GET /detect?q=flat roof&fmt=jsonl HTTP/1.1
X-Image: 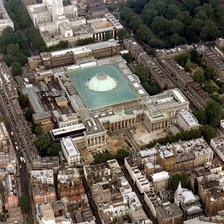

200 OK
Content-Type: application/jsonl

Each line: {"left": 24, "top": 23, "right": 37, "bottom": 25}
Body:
{"left": 178, "top": 109, "right": 199, "bottom": 127}
{"left": 157, "top": 203, "right": 183, "bottom": 220}
{"left": 61, "top": 137, "right": 80, "bottom": 156}
{"left": 48, "top": 40, "right": 118, "bottom": 57}
{"left": 68, "top": 63, "right": 139, "bottom": 110}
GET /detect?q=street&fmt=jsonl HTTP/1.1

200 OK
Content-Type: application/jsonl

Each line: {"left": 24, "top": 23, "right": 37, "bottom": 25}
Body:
{"left": 0, "top": 96, "right": 33, "bottom": 224}
{"left": 120, "top": 164, "right": 158, "bottom": 224}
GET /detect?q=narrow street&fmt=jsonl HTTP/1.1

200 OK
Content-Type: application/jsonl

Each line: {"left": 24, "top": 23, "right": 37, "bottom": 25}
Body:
{"left": 81, "top": 176, "right": 102, "bottom": 224}
{"left": 121, "top": 165, "right": 158, "bottom": 224}
{"left": 0, "top": 96, "right": 34, "bottom": 224}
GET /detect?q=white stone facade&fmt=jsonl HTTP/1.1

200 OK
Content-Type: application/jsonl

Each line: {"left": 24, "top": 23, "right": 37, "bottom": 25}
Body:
{"left": 0, "top": 0, "right": 14, "bottom": 33}
{"left": 177, "top": 109, "right": 200, "bottom": 131}
{"left": 210, "top": 137, "right": 224, "bottom": 162}
{"left": 61, "top": 137, "right": 80, "bottom": 166}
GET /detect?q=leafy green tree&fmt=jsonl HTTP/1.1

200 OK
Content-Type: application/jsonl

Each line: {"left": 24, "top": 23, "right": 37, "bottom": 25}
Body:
{"left": 218, "top": 84, "right": 224, "bottom": 94}
{"left": 205, "top": 101, "right": 222, "bottom": 127}
{"left": 136, "top": 24, "right": 153, "bottom": 43}
{"left": 190, "top": 49, "right": 202, "bottom": 65}
{"left": 7, "top": 43, "right": 21, "bottom": 56}
{"left": 34, "top": 125, "right": 43, "bottom": 135}
{"left": 117, "top": 29, "right": 128, "bottom": 41}
{"left": 210, "top": 94, "right": 224, "bottom": 107}
{"left": 26, "top": 27, "right": 46, "bottom": 51}
{"left": 170, "top": 33, "right": 186, "bottom": 46}
{"left": 129, "top": 14, "right": 143, "bottom": 30}
{"left": 25, "top": 107, "right": 33, "bottom": 121}
{"left": 196, "top": 110, "right": 207, "bottom": 124}
{"left": 185, "top": 58, "right": 191, "bottom": 72}
{"left": 47, "top": 142, "right": 61, "bottom": 156}
{"left": 146, "top": 128, "right": 203, "bottom": 148}
{"left": 176, "top": 53, "right": 191, "bottom": 68}
{"left": 11, "top": 62, "right": 22, "bottom": 76}
{"left": 104, "top": 32, "right": 113, "bottom": 41}
{"left": 116, "top": 148, "right": 129, "bottom": 160}
{"left": 19, "top": 196, "right": 30, "bottom": 211}
{"left": 0, "top": 213, "right": 6, "bottom": 221}
{"left": 94, "top": 152, "right": 114, "bottom": 164}
{"left": 135, "top": 64, "right": 149, "bottom": 82}
{"left": 201, "top": 125, "right": 217, "bottom": 141}
{"left": 148, "top": 38, "right": 164, "bottom": 48}
{"left": 193, "top": 69, "right": 205, "bottom": 83}
{"left": 200, "top": 20, "right": 220, "bottom": 41}
{"left": 204, "top": 82, "right": 217, "bottom": 94}
{"left": 47, "top": 41, "right": 69, "bottom": 51}
{"left": 122, "top": 53, "right": 134, "bottom": 64}
{"left": 18, "top": 95, "right": 27, "bottom": 108}
{"left": 35, "top": 134, "right": 51, "bottom": 153}
{"left": 143, "top": 81, "right": 160, "bottom": 95}
{"left": 120, "top": 0, "right": 224, "bottom": 48}
{"left": 204, "top": 67, "right": 215, "bottom": 80}
{"left": 76, "top": 38, "right": 95, "bottom": 46}
{"left": 169, "top": 173, "right": 190, "bottom": 191}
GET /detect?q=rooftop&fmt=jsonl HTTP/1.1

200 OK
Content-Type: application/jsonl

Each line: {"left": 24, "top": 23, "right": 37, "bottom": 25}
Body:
{"left": 157, "top": 203, "right": 183, "bottom": 220}
{"left": 61, "top": 137, "right": 80, "bottom": 156}
{"left": 178, "top": 109, "right": 199, "bottom": 128}
{"left": 151, "top": 171, "right": 169, "bottom": 182}
{"left": 68, "top": 63, "right": 139, "bottom": 110}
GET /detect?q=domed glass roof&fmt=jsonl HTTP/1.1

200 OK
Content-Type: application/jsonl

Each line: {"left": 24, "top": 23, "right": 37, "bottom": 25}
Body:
{"left": 86, "top": 74, "right": 117, "bottom": 92}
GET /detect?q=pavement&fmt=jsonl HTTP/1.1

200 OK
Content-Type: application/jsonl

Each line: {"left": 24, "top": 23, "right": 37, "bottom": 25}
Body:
{"left": 0, "top": 97, "right": 34, "bottom": 224}
{"left": 120, "top": 164, "right": 158, "bottom": 224}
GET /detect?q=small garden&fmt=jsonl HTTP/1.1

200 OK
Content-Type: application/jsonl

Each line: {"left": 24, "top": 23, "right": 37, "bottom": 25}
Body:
{"left": 176, "top": 49, "right": 224, "bottom": 107}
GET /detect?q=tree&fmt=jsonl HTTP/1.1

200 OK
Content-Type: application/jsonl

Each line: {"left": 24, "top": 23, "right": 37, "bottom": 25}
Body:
{"left": 193, "top": 69, "right": 205, "bottom": 83}
{"left": 218, "top": 84, "right": 224, "bottom": 94}
{"left": 136, "top": 24, "right": 153, "bottom": 43}
{"left": 122, "top": 53, "right": 134, "bottom": 64}
{"left": 205, "top": 101, "right": 222, "bottom": 127}
{"left": 104, "top": 32, "right": 113, "bottom": 41}
{"left": 129, "top": 14, "right": 143, "bottom": 30}
{"left": 204, "top": 82, "right": 217, "bottom": 94}
{"left": 117, "top": 29, "right": 128, "bottom": 41}
{"left": 25, "top": 107, "right": 33, "bottom": 121}
{"left": 47, "top": 41, "right": 69, "bottom": 51}
{"left": 47, "top": 142, "right": 61, "bottom": 156}
{"left": 135, "top": 64, "right": 149, "bottom": 82}
{"left": 7, "top": 43, "right": 21, "bottom": 56}
{"left": 204, "top": 67, "right": 215, "bottom": 79}
{"left": 18, "top": 95, "right": 27, "bottom": 108}
{"left": 76, "top": 38, "right": 95, "bottom": 46}
{"left": 35, "top": 133, "right": 51, "bottom": 153}
{"left": 176, "top": 53, "right": 191, "bottom": 68}
{"left": 196, "top": 110, "right": 207, "bottom": 124}
{"left": 169, "top": 173, "right": 190, "bottom": 191}
{"left": 185, "top": 58, "right": 191, "bottom": 72}
{"left": 94, "top": 152, "right": 114, "bottom": 164}
{"left": 11, "top": 61, "right": 22, "bottom": 76}
{"left": 121, "top": 0, "right": 224, "bottom": 49}
{"left": 201, "top": 125, "right": 217, "bottom": 141}
{"left": 143, "top": 81, "right": 160, "bottom": 95}
{"left": 26, "top": 27, "right": 46, "bottom": 51}
{"left": 34, "top": 125, "right": 43, "bottom": 135}
{"left": 190, "top": 49, "right": 202, "bottom": 65}
{"left": 0, "top": 213, "right": 6, "bottom": 222}
{"left": 116, "top": 148, "right": 129, "bottom": 160}
{"left": 170, "top": 33, "right": 186, "bottom": 46}
{"left": 19, "top": 196, "right": 30, "bottom": 210}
